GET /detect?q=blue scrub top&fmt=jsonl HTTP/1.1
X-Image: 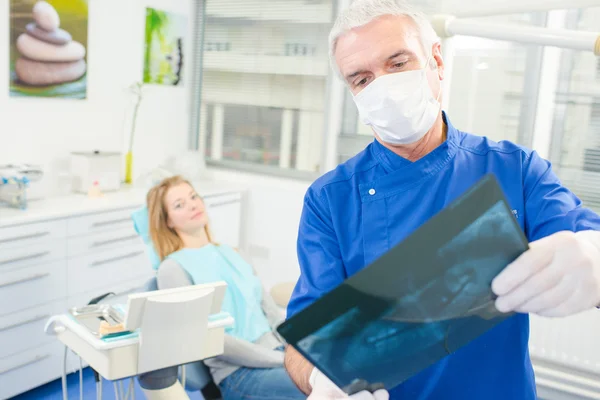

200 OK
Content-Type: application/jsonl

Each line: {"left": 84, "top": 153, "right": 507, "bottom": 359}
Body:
{"left": 288, "top": 112, "right": 600, "bottom": 400}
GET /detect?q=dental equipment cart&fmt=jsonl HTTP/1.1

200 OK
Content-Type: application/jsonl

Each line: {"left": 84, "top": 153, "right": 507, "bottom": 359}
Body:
{"left": 45, "top": 282, "right": 234, "bottom": 400}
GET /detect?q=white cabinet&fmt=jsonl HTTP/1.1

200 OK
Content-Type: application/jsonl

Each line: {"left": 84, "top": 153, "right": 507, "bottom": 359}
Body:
{"left": 67, "top": 207, "right": 139, "bottom": 236}
{"left": 67, "top": 226, "right": 140, "bottom": 258}
{"left": 0, "top": 300, "right": 67, "bottom": 359}
{"left": 0, "top": 220, "right": 67, "bottom": 251}
{"left": 0, "top": 240, "right": 66, "bottom": 271}
{"left": 0, "top": 183, "right": 246, "bottom": 398}
{"left": 67, "top": 248, "right": 148, "bottom": 296}
{"left": 0, "top": 262, "right": 67, "bottom": 316}
{"left": 0, "top": 342, "right": 65, "bottom": 400}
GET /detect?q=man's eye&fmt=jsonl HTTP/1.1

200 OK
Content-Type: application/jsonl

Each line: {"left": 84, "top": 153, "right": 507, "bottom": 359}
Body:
{"left": 357, "top": 78, "right": 368, "bottom": 87}
{"left": 394, "top": 62, "right": 406, "bottom": 68}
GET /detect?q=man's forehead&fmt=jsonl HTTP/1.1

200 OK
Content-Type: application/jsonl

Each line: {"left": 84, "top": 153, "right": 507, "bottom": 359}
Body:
{"left": 334, "top": 15, "right": 422, "bottom": 76}
{"left": 335, "top": 14, "right": 420, "bottom": 52}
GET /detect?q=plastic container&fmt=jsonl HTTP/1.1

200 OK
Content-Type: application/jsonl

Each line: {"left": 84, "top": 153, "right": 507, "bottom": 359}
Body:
{"left": 70, "top": 151, "right": 122, "bottom": 193}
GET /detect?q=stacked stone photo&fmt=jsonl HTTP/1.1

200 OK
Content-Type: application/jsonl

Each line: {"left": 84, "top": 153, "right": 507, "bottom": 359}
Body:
{"left": 14, "top": 1, "right": 87, "bottom": 86}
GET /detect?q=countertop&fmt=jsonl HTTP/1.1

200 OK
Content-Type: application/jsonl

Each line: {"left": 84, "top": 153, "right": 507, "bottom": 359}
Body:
{"left": 0, "top": 180, "right": 246, "bottom": 228}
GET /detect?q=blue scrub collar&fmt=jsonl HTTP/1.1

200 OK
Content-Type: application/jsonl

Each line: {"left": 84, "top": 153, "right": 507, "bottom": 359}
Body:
{"left": 372, "top": 111, "right": 459, "bottom": 172}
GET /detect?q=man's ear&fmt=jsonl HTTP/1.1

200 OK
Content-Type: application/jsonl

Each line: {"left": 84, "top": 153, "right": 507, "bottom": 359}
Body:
{"left": 432, "top": 42, "right": 445, "bottom": 81}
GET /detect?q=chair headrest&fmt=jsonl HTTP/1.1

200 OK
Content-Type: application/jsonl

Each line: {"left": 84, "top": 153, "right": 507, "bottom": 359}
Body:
{"left": 131, "top": 207, "right": 162, "bottom": 270}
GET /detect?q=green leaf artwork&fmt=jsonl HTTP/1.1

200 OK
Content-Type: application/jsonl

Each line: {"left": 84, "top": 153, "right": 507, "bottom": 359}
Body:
{"left": 143, "top": 7, "right": 186, "bottom": 86}
{"left": 9, "top": 0, "right": 89, "bottom": 99}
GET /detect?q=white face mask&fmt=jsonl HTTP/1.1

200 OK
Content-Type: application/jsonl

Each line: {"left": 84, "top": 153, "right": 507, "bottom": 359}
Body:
{"left": 352, "top": 57, "right": 442, "bottom": 145}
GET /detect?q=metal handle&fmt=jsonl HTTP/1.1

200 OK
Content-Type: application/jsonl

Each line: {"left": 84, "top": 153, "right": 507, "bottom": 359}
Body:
{"left": 0, "top": 314, "right": 50, "bottom": 332}
{"left": 0, "top": 272, "right": 50, "bottom": 289}
{"left": 0, "top": 354, "right": 50, "bottom": 375}
{"left": 92, "top": 218, "right": 131, "bottom": 228}
{"left": 90, "top": 251, "right": 144, "bottom": 267}
{"left": 206, "top": 199, "right": 240, "bottom": 208}
{"left": 114, "top": 286, "right": 140, "bottom": 297}
{"left": 91, "top": 235, "right": 139, "bottom": 248}
{"left": 0, "top": 232, "right": 49, "bottom": 245}
{"left": 0, "top": 251, "right": 50, "bottom": 266}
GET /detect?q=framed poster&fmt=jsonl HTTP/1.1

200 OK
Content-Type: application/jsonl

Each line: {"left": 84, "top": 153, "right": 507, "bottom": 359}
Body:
{"left": 10, "top": 0, "right": 88, "bottom": 99}
{"left": 143, "top": 7, "right": 187, "bottom": 86}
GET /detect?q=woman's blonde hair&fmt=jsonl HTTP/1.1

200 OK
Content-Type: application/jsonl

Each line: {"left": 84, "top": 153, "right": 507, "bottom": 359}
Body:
{"left": 147, "top": 175, "right": 214, "bottom": 260}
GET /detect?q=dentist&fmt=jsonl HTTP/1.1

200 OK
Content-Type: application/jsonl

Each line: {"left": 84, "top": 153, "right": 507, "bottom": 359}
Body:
{"left": 283, "top": 1, "right": 600, "bottom": 399}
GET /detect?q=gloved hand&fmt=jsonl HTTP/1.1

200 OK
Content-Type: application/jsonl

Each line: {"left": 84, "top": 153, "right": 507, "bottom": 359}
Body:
{"left": 307, "top": 368, "right": 389, "bottom": 400}
{"left": 492, "top": 230, "right": 600, "bottom": 317}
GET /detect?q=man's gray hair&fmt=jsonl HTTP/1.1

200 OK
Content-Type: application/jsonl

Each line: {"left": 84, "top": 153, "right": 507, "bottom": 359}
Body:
{"left": 329, "top": 0, "right": 440, "bottom": 79}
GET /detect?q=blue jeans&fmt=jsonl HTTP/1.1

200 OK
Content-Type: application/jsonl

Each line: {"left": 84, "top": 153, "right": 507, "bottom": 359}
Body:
{"left": 219, "top": 367, "right": 305, "bottom": 400}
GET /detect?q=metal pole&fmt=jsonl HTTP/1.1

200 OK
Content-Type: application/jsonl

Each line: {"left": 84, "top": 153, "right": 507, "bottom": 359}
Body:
{"left": 516, "top": 11, "right": 547, "bottom": 148}
{"left": 113, "top": 382, "right": 121, "bottom": 400}
{"left": 451, "top": 0, "right": 600, "bottom": 19}
{"left": 530, "top": 11, "right": 567, "bottom": 159}
{"left": 62, "top": 346, "right": 68, "bottom": 400}
{"left": 549, "top": 10, "right": 581, "bottom": 167}
{"left": 320, "top": 0, "right": 351, "bottom": 174}
{"left": 321, "top": 75, "right": 346, "bottom": 173}
{"left": 432, "top": 15, "right": 600, "bottom": 55}
{"left": 189, "top": 0, "right": 208, "bottom": 151}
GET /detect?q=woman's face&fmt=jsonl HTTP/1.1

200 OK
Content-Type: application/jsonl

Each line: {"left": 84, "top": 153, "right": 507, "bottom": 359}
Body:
{"left": 164, "top": 183, "right": 208, "bottom": 234}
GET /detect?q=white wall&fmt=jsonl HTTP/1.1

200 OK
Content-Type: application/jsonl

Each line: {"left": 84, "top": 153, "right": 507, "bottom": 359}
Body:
{"left": 204, "top": 167, "right": 309, "bottom": 291}
{"left": 0, "top": 0, "right": 195, "bottom": 196}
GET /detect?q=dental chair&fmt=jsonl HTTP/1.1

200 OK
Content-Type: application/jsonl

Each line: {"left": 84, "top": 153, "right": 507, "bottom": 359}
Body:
{"left": 131, "top": 206, "right": 297, "bottom": 400}
{"left": 131, "top": 208, "right": 223, "bottom": 400}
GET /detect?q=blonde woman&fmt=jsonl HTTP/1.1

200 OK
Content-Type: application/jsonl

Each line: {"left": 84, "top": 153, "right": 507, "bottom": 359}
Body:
{"left": 137, "top": 176, "right": 304, "bottom": 400}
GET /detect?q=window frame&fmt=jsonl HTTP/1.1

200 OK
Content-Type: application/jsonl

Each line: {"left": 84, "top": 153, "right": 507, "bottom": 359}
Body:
{"left": 189, "top": 0, "right": 598, "bottom": 199}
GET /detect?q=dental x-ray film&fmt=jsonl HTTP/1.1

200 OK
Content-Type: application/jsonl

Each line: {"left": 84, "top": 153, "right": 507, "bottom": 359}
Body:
{"left": 277, "top": 174, "right": 529, "bottom": 395}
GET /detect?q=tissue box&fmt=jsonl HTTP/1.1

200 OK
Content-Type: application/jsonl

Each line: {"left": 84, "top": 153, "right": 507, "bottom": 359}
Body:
{"left": 71, "top": 151, "right": 122, "bottom": 193}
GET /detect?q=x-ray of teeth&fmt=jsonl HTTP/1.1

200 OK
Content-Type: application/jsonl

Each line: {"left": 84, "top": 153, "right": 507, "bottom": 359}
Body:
{"left": 278, "top": 175, "right": 530, "bottom": 395}
{"left": 387, "top": 201, "right": 523, "bottom": 323}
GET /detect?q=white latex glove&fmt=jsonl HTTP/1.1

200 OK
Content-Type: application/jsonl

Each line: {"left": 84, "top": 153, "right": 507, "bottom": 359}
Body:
{"left": 492, "top": 230, "right": 600, "bottom": 317}
{"left": 307, "top": 368, "right": 389, "bottom": 400}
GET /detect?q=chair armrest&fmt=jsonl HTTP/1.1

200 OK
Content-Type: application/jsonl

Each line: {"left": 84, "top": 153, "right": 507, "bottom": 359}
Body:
{"left": 269, "top": 281, "right": 296, "bottom": 309}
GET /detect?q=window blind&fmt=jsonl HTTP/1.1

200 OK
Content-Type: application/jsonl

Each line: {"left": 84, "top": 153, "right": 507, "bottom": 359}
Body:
{"left": 191, "top": 0, "right": 336, "bottom": 174}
